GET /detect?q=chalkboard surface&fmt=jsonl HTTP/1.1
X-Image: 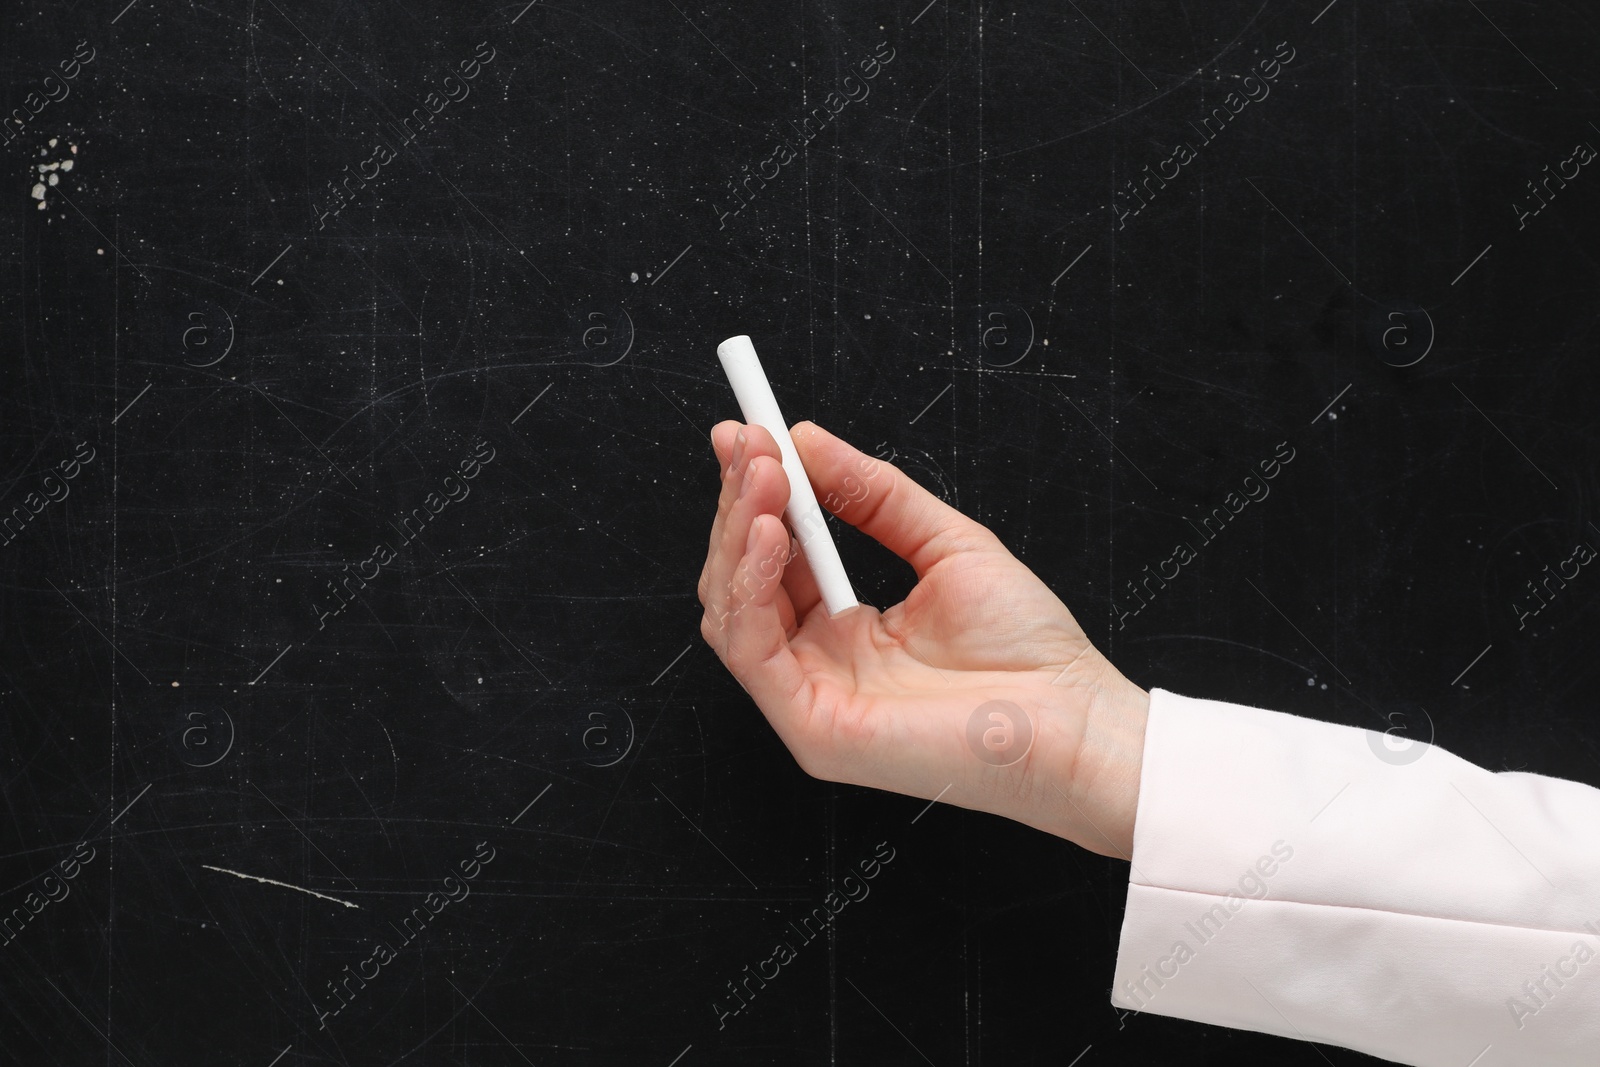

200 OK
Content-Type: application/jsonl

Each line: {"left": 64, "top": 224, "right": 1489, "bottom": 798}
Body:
{"left": 3, "top": 1, "right": 1597, "bottom": 1063}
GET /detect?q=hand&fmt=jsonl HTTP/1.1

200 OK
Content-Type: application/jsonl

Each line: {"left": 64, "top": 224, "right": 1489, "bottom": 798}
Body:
{"left": 697, "top": 420, "right": 1150, "bottom": 859}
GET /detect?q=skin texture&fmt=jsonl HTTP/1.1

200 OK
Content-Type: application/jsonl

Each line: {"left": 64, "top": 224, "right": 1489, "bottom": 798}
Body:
{"left": 697, "top": 419, "right": 1150, "bottom": 860}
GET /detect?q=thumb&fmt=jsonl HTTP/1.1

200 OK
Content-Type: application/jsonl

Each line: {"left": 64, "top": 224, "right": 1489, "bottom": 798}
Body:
{"left": 790, "top": 421, "right": 1003, "bottom": 578}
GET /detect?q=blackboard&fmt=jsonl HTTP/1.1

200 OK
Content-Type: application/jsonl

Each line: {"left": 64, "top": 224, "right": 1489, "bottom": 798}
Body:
{"left": 3, "top": 1, "right": 1597, "bottom": 1063}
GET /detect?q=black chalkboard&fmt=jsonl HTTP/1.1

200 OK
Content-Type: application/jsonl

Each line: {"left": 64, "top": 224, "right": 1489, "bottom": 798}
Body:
{"left": 3, "top": 1, "right": 1597, "bottom": 1064}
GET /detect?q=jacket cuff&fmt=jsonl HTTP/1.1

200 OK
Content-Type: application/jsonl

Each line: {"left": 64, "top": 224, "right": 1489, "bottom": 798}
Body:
{"left": 1110, "top": 688, "right": 1600, "bottom": 1067}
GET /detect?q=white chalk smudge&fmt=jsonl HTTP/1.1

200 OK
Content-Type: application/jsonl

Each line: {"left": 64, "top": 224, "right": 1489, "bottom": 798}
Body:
{"left": 28, "top": 141, "right": 78, "bottom": 210}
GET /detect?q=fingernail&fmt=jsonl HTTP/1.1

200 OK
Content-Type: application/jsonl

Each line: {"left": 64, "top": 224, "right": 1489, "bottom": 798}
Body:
{"left": 746, "top": 515, "right": 763, "bottom": 553}
{"left": 731, "top": 429, "right": 747, "bottom": 474}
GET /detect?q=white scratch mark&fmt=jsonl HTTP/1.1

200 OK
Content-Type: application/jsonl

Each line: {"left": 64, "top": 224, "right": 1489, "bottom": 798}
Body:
{"left": 1451, "top": 243, "right": 1492, "bottom": 286}
{"left": 108, "top": 783, "right": 153, "bottom": 827}
{"left": 1051, "top": 243, "right": 1092, "bottom": 286}
{"left": 511, "top": 782, "right": 552, "bottom": 824}
{"left": 250, "top": 243, "right": 293, "bottom": 286}
{"left": 651, "top": 642, "right": 692, "bottom": 684}
{"left": 651, "top": 244, "right": 692, "bottom": 285}
{"left": 248, "top": 643, "right": 293, "bottom": 685}
{"left": 909, "top": 382, "right": 952, "bottom": 425}
{"left": 1451, "top": 643, "right": 1492, "bottom": 687}
{"left": 1311, "top": 383, "right": 1351, "bottom": 425}
{"left": 511, "top": 382, "right": 554, "bottom": 426}
{"left": 911, "top": 783, "right": 952, "bottom": 824}
{"left": 201, "top": 865, "right": 361, "bottom": 909}
{"left": 111, "top": 382, "right": 152, "bottom": 425}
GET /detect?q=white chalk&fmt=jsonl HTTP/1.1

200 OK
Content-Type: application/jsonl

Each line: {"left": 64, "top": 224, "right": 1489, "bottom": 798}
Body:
{"left": 716, "top": 334, "right": 859, "bottom": 618}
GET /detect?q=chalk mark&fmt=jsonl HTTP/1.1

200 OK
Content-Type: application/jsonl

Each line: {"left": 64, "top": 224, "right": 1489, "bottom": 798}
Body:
{"left": 201, "top": 865, "right": 361, "bottom": 909}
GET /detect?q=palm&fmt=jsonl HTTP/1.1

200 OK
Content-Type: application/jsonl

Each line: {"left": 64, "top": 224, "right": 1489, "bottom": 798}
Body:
{"left": 734, "top": 452, "right": 1103, "bottom": 795}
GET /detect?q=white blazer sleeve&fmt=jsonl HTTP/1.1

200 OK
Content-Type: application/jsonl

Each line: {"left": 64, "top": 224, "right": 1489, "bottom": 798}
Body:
{"left": 1111, "top": 688, "right": 1600, "bottom": 1067}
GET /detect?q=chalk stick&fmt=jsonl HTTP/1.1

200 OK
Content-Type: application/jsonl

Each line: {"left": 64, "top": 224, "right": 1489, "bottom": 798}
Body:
{"left": 716, "top": 334, "right": 859, "bottom": 618}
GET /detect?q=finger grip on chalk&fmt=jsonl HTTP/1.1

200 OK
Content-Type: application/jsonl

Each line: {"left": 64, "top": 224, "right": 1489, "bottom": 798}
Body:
{"left": 716, "top": 334, "right": 860, "bottom": 618}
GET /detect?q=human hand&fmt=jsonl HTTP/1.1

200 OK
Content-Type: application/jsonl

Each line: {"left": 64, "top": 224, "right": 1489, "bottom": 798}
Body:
{"left": 697, "top": 419, "right": 1150, "bottom": 859}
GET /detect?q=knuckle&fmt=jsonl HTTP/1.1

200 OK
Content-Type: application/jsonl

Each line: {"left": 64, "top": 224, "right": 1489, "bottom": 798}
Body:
{"left": 700, "top": 610, "right": 728, "bottom": 652}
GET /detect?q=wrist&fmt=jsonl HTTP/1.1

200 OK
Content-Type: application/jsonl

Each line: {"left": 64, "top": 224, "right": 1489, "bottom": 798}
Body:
{"left": 1014, "top": 660, "right": 1150, "bottom": 860}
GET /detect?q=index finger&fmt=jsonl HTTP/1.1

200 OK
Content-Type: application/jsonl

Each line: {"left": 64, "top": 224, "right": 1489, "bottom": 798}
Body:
{"left": 791, "top": 420, "right": 1004, "bottom": 579}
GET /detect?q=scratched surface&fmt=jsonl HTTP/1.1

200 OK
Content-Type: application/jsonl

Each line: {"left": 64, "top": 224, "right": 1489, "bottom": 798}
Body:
{"left": 1, "top": 1, "right": 1598, "bottom": 1064}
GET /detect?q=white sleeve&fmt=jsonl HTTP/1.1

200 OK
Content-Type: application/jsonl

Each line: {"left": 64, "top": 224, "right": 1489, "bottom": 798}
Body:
{"left": 1111, "top": 688, "right": 1600, "bottom": 1067}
